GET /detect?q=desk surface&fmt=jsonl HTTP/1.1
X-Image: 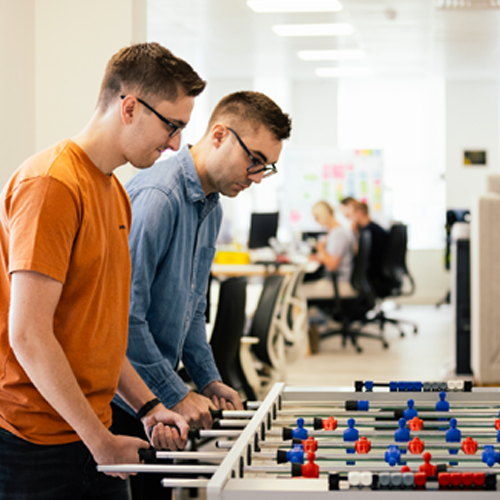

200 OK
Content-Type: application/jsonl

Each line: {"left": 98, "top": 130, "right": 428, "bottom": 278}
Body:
{"left": 211, "top": 261, "right": 316, "bottom": 277}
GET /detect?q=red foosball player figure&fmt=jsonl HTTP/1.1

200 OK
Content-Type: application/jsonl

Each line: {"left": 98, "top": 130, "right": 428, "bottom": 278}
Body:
{"left": 355, "top": 437, "right": 371, "bottom": 454}
{"left": 494, "top": 412, "right": 500, "bottom": 431}
{"left": 414, "top": 472, "right": 427, "bottom": 488}
{"left": 303, "top": 436, "right": 318, "bottom": 453}
{"left": 302, "top": 452, "right": 320, "bottom": 478}
{"left": 408, "top": 416, "right": 424, "bottom": 431}
{"left": 461, "top": 437, "right": 478, "bottom": 455}
{"left": 323, "top": 416, "right": 338, "bottom": 431}
{"left": 408, "top": 436, "right": 425, "bottom": 454}
{"left": 419, "top": 452, "right": 437, "bottom": 477}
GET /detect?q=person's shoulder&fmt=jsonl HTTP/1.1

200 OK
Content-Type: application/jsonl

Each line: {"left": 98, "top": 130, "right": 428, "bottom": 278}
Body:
{"left": 16, "top": 139, "right": 72, "bottom": 178}
{"left": 332, "top": 225, "right": 350, "bottom": 238}
{"left": 126, "top": 155, "right": 183, "bottom": 198}
{"left": 369, "top": 220, "right": 387, "bottom": 233}
{"left": 6, "top": 140, "right": 83, "bottom": 197}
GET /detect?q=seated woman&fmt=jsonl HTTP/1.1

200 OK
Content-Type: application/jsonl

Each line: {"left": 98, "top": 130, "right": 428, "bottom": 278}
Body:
{"left": 302, "top": 200, "right": 355, "bottom": 299}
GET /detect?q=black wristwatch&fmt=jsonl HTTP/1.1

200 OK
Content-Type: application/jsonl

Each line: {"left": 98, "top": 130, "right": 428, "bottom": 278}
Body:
{"left": 136, "top": 397, "right": 161, "bottom": 420}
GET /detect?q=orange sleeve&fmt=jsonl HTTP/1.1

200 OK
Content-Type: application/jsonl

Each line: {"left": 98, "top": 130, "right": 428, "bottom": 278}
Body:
{"left": 8, "top": 176, "right": 80, "bottom": 284}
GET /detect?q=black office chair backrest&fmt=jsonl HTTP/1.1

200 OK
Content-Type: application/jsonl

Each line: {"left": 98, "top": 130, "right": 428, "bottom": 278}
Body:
{"left": 330, "top": 228, "right": 376, "bottom": 318}
{"left": 209, "top": 277, "right": 252, "bottom": 396}
{"left": 351, "top": 229, "right": 374, "bottom": 298}
{"left": 381, "top": 224, "right": 415, "bottom": 295}
{"left": 248, "top": 273, "right": 285, "bottom": 367}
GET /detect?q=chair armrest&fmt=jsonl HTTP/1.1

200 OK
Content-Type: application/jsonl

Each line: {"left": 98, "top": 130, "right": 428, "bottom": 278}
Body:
{"left": 240, "top": 336, "right": 260, "bottom": 345}
{"left": 239, "top": 337, "right": 261, "bottom": 398}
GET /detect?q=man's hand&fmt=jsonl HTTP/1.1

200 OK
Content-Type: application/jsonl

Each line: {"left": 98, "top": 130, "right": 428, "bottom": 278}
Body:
{"left": 93, "top": 433, "right": 149, "bottom": 480}
{"left": 202, "top": 381, "right": 244, "bottom": 411}
{"left": 141, "top": 404, "right": 189, "bottom": 450}
{"left": 171, "top": 391, "right": 216, "bottom": 429}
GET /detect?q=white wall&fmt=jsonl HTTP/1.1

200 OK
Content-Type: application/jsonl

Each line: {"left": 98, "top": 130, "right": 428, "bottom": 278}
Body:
{"left": 0, "top": 0, "right": 35, "bottom": 190}
{"left": 290, "top": 81, "right": 338, "bottom": 147}
{"left": 395, "top": 249, "right": 449, "bottom": 305}
{"left": 0, "top": 0, "right": 147, "bottom": 191}
{"left": 34, "top": 0, "right": 147, "bottom": 152}
{"left": 446, "top": 81, "right": 500, "bottom": 212}
{"left": 33, "top": 0, "right": 147, "bottom": 186}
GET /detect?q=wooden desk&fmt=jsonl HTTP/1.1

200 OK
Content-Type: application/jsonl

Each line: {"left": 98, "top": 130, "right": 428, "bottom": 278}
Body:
{"left": 211, "top": 263, "right": 298, "bottom": 278}
{"left": 211, "top": 261, "right": 317, "bottom": 279}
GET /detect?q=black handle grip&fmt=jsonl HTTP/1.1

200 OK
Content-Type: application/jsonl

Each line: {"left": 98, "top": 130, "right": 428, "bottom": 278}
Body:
{"left": 139, "top": 448, "right": 157, "bottom": 462}
{"left": 188, "top": 428, "right": 201, "bottom": 441}
{"left": 210, "top": 408, "right": 223, "bottom": 420}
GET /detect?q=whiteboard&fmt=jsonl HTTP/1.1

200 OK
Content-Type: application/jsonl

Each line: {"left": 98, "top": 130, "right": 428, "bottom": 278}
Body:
{"left": 280, "top": 146, "right": 384, "bottom": 232}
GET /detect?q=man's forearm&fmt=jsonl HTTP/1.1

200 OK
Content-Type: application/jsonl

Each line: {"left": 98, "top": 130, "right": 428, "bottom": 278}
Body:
{"left": 11, "top": 325, "right": 112, "bottom": 455}
{"left": 116, "top": 357, "right": 159, "bottom": 414}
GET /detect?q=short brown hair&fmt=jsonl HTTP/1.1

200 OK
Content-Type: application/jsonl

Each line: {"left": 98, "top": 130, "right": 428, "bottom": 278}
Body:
{"left": 98, "top": 42, "right": 206, "bottom": 108}
{"left": 208, "top": 91, "right": 292, "bottom": 141}
{"left": 355, "top": 201, "right": 369, "bottom": 215}
{"left": 340, "top": 196, "right": 356, "bottom": 206}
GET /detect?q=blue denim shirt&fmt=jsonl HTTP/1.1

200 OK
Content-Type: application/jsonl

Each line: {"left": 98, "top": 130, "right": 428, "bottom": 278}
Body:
{"left": 113, "top": 145, "right": 222, "bottom": 413}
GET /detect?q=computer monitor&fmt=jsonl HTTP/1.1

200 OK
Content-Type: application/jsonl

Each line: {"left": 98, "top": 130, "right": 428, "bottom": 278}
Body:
{"left": 248, "top": 212, "right": 279, "bottom": 249}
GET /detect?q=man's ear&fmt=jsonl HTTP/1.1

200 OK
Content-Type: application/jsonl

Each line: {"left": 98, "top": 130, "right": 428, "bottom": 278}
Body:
{"left": 210, "top": 123, "right": 228, "bottom": 148}
{"left": 120, "top": 96, "right": 137, "bottom": 125}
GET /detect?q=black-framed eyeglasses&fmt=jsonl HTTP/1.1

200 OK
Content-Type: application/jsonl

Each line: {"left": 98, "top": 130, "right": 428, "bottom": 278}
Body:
{"left": 226, "top": 127, "right": 277, "bottom": 178}
{"left": 120, "top": 95, "right": 184, "bottom": 138}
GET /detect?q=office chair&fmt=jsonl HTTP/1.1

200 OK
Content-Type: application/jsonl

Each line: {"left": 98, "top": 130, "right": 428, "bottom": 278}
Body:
{"left": 209, "top": 276, "right": 256, "bottom": 401}
{"left": 308, "top": 229, "right": 389, "bottom": 353}
{"left": 240, "top": 273, "right": 287, "bottom": 399}
{"left": 369, "top": 223, "right": 418, "bottom": 336}
{"left": 276, "top": 263, "right": 309, "bottom": 363}
{"left": 178, "top": 276, "right": 256, "bottom": 401}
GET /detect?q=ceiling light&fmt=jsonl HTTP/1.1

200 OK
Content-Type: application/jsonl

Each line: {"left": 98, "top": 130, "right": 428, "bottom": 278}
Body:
{"left": 316, "top": 67, "right": 373, "bottom": 77}
{"left": 273, "top": 23, "right": 353, "bottom": 37}
{"left": 299, "top": 49, "right": 365, "bottom": 61}
{"left": 247, "top": 0, "right": 343, "bottom": 13}
{"left": 436, "top": 0, "right": 500, "bottom": 9}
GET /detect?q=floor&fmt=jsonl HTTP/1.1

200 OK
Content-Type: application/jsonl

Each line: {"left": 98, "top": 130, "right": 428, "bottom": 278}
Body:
{"left": 284, "top": 303, "right": 460, "bottom": 390}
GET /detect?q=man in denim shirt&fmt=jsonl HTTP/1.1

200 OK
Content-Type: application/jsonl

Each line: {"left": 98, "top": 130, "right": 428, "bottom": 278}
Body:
{"left": 112, "top": 91, "right": 291, "bottom": 499}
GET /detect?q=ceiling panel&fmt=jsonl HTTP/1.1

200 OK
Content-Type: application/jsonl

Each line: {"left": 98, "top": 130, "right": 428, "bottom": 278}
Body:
{"left": 148, "top": 0, "right": 500, "bottom": 81}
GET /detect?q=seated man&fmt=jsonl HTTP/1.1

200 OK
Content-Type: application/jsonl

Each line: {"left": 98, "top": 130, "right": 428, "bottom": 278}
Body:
{"left": 351, "top": 201, "right": 391, "bottom": 296}
{"left": 302, "top": 201, "right": 355, "bottom": 299}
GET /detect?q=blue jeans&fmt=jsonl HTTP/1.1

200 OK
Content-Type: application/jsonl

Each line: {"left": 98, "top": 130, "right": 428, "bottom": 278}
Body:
{"left": 0, "top": 428, "right": 128, "bottom": 500}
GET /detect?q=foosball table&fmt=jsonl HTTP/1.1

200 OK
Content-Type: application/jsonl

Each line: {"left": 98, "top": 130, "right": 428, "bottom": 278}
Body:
{"left": 99, "top": 381, "right": 500, "bottom": 498}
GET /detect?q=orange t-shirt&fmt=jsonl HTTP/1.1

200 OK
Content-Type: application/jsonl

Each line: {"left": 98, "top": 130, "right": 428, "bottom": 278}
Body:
{"left": 0, "top": 139, "right": 131, "bottom": 445}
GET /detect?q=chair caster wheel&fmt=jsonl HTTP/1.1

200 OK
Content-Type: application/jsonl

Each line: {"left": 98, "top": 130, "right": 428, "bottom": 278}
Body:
{"left": 383, "top": 342, "right": 389, "bottom": 349}
{"left": 400, "top": 331, "right": 405, "bottom": 338}
{"left": 413, "top": 327, "right": 418, "bottom": 334}
{"left": 356, "top": 347, "right": 363, "bottom": 353}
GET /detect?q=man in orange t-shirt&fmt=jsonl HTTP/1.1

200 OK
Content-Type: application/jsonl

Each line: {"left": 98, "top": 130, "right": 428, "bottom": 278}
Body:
{"left": 0, "top": 43, "right": 206, "bottom": 499}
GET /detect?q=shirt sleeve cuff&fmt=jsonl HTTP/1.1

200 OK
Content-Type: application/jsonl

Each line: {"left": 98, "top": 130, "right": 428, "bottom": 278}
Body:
{"left": 186, "top": 358, "right": 222, "bottom": 394}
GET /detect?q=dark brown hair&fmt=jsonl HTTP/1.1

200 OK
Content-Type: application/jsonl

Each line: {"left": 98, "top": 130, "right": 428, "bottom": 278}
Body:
{"left": 97, "top": 42, "right": 206, "bottom": 108}
{"left": 340, "top": 196, "right": 356, "bottom": 206}
{"left": 208, "top": 91, "right": 292, "bottom": 141}
{"left": 355, "top": 201, "right": 369, "bottom": 215}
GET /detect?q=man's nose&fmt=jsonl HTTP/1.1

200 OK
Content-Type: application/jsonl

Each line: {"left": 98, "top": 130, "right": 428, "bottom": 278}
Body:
{"left": 166, "top": 133, "right": 182, "bottom": 152}
{"left": 248, "top": 170, "right": 265, "bottom": 184}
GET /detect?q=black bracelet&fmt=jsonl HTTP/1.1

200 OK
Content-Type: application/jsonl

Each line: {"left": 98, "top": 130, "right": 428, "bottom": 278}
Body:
{"left": 136, "top": 397, "right": 161, "bottom": 420}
